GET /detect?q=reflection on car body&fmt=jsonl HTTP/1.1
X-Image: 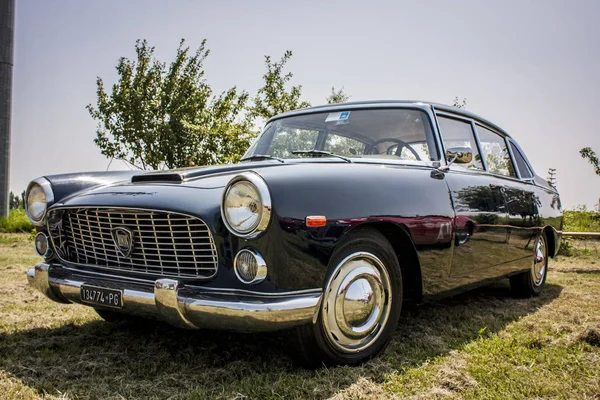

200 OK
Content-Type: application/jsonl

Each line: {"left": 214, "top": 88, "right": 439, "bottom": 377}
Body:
{"left": 25, "top": 100, "right": 562, "bottom": 366}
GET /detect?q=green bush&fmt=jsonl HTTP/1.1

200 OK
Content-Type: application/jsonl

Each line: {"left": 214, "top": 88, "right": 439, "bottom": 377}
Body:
{"left": 0, "top": 208, "right": 35, "bottom": 233}
{"left": 563, "top": 208, "right": 600, "bottom": 233}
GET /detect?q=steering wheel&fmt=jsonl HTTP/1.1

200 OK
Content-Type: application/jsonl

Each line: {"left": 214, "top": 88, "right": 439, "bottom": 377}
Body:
{"left": 368, "top": 138, "right": 421, "bottom": 161}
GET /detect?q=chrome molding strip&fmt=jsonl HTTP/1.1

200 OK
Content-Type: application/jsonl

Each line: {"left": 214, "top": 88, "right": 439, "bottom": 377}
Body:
{"left": 58, "top": 263, "right": 322, "bottom": 298}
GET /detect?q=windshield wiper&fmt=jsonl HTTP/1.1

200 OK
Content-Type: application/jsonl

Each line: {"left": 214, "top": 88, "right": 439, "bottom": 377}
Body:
{"left": 240, "top": 154, "right": 285, "bottom": 163}
{"left": 291, "top": 150, "right": 353, "bottom": 163}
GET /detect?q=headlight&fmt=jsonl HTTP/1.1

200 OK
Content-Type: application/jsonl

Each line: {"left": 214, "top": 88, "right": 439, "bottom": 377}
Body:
{"left": 25, "top": 178, "right": 54, "bottom": 225}
{"left": 221, "top": 172, "right": 271, "bottom": 238}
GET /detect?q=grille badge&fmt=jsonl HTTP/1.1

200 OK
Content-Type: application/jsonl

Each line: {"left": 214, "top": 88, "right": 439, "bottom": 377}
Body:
{"left": 111, "top": 227, "right": 134, "bottom": 257}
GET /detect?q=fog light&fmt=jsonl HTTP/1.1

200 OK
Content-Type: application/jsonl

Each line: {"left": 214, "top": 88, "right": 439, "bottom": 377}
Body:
{"left": 234, "top": 248, "right": 267, "bottom": 284}
{"left": 34, "top": 232, "right": 52, "bottom": 258}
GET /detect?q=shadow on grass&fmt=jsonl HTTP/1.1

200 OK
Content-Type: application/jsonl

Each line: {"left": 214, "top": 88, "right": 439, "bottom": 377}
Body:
{"left": 0, "top": 281, "right": 562, "bottom": 399}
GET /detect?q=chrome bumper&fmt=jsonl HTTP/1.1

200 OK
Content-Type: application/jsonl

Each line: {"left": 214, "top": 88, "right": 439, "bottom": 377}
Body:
{"left": 27, "top": 263, "right": 321, "bottom": 332}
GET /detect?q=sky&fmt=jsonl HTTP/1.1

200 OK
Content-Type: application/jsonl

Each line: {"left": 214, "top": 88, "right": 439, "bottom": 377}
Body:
{"left": 10, "top": 0, "right": 600, "bottom": 209}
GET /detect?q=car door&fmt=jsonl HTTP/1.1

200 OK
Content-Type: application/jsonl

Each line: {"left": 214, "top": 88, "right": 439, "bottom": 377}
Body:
{"left": 503, "top": 139, "right": 543, "bottom": 264}
{"left": 474, "top": 125, "right": 539, "bottom": 265}
{"left": 436, "top": 114, "right": 510, "bottom": 279}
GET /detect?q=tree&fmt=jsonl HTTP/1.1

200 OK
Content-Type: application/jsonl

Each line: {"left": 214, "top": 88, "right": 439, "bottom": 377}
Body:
{"left": 251, "top": 50, "right": 310, "bottom": 120}
{"left": 8, "top": 191, "right": 21, "bottom": 209}
{"left": 580, "top": 147, "right": 600, "bottom": 176}
{"left": 87, "top": 39, "right": 255, "bottom": 170}
{"left": 452, "top": 96, "right": 467, "bottom": 109}
{"left": 326, "top": 87, "right": 350, "bottom": 104}
{"left": 547, "top": 168, "right": 557, "bottom": 188}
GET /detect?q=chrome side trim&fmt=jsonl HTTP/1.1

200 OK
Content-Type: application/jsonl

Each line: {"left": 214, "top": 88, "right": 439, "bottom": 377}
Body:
{"left": 28, "top": 263, "right": 321, "bottom": 332}
{"left": 58, "top": 264, "right": 322, "bottom": 297}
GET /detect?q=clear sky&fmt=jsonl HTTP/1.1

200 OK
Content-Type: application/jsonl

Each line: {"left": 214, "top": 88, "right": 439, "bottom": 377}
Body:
{"left": 11, "top": 0, "right": 600, "bottom": 209}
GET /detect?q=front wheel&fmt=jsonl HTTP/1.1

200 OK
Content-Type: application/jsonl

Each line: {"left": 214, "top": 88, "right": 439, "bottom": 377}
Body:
{"left": 295, "top": 228, "right": 403, "bottom": 366}
{"left": 510, "top": 232, "right": 549, "bottom": 297}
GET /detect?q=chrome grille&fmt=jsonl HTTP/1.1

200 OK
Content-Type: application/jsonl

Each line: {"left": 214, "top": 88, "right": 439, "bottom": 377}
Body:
{"left": 47, "top": 207, "right": 218, "bottom": 279}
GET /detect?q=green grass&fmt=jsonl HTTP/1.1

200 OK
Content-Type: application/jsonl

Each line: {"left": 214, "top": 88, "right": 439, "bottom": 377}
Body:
{"left": 0, "top": 209, "right": 34, "bottom": 234}
{"left": 0, "top": 234, "right": 599, "bottom": 399}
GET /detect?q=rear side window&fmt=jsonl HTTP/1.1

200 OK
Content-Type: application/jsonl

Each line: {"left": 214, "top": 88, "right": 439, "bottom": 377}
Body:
{"left": 437, "top": 116, "right": 483, "bottom": 170}
{"left": 509, "top": 142, "right": 534, "bottom": 179}
{"left": 475, "top": 125, "right": 515, "bottom": 177}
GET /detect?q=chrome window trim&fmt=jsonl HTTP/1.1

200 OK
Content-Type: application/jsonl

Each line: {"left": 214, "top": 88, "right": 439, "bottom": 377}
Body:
{"left": 258, "top": 104, "right": 444, "bottom": 163}
{"left": 25, "top": 177, "right": 54, "bottom": 226}
{"left": 473, "top": 122, "right": 518, "bottom": 179}
{"left": 46, "top": 206, "right": 219, "bottom": 280}
{"left": 506, "top": 137, "right": 536, "bottom": 181}
{"left": 433, "top": 111, "right": 485, "bottom": 171}
{"left": 221, "top": 171, "right": 272, "bottom": 239}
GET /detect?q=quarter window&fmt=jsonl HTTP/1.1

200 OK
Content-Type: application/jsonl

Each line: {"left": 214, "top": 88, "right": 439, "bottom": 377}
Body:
{"left": 475, "top": 125, "right": 515, "bottom": 177}
{"left": 509, "top": 142, "right": 534, "bottom": 179}
{"left": 437, "top": 116, "right": 483, "bottom": 170}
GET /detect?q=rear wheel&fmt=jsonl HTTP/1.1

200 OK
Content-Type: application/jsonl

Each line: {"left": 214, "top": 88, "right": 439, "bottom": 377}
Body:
{"left": 510, "top": 232, "right": 548, "bottom": 297}
{"left": 295, "top": 228, "right": 402, "bottom": 366}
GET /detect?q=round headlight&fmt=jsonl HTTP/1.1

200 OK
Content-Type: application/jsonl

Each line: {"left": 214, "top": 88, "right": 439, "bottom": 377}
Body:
{"left": 234, "top": 248, "right": 267, "bottom": 284}
{"left": 34, "top": 232, "right": 53, "bottom": 258}
{"left": 25, "top": 178, "right": 54, "bottom": 225}
{"left": 221, "top": 172, "right": 271, "bottom": 238}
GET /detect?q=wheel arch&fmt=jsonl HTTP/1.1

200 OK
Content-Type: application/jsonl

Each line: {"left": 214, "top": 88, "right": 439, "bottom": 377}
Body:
{"left": 345, "top": 221, "right": 423, "bottom": 302}
{"left": 543, "top": 225, "right": 559, "bottom": 258}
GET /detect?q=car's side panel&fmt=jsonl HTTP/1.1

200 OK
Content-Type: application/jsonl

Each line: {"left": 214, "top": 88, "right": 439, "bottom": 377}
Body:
{"left": 256, "top": 163, "right": 457, "bottom": 295}
{"left": 443, "top": 171, "right": 511, "bottom": 276}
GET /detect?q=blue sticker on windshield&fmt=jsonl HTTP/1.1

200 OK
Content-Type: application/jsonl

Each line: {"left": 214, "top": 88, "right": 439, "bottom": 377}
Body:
{"left": 325, "top": 111, "right": 351, "bottom": 122}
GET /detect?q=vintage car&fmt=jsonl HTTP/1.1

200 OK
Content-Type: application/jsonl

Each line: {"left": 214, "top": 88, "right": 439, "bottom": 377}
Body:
{"left": 26, "top": 100, "right": 562, "bottom": 366}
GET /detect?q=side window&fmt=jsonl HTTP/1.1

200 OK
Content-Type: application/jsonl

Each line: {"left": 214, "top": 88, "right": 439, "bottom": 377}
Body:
{"left": 509, "top": 142, "right": 534, "bottom": 179}
{"left": 475, "top": 125, "right": 515, "bottom": 177}
{"left": 437, "top": 116, "right": 483, "bottom": 170}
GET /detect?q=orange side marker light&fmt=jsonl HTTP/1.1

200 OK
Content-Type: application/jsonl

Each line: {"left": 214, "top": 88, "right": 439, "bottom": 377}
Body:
{"left": 306, "top": 215, "right": 327, "bottom": 227}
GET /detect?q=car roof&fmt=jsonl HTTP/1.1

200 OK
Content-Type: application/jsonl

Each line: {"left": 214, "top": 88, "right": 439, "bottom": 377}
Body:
{"left": 267, "top": 100, "right": 512, "bottom": 139}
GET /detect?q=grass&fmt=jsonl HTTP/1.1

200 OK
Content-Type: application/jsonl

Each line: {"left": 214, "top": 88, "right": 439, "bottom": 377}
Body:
{"left": 0, "top": 209, "right": 34, "bottom": 234}
{"left": 0, "top": 234, "right": 599, "bottom": 399}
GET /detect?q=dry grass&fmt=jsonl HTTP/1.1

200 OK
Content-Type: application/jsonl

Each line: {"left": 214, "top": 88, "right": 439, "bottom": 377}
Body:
{"left": 1, "top": 234, "right": 599, "bottom": 399}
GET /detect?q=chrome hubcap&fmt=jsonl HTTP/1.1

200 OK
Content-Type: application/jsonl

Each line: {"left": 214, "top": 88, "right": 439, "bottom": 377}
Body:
{"left": 532, "top": 236, "right": 547, "bottom": 286}
{"left": 322, "top": 252, "right": 392, "bottom": 353}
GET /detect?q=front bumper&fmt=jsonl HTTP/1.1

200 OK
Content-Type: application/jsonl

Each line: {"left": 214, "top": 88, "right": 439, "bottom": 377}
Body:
{"left": 27, "top": 263, "right": 321, "bottom": 332}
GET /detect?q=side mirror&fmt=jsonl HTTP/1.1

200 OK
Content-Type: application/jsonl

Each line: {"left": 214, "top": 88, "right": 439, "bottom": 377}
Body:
{"left": 446, "top": 147, "right": 473, "bottom": 165}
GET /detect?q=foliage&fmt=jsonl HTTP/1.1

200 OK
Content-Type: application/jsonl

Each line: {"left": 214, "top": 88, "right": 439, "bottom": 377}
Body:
{"left": 251, "top": 50, "right": 311, "bottom": 120}
{"left": 87, "top": 39, "right": 255, "bottom": 170}
{"left": 580, "top": 147, "right": 600, "bottom": 176}
{"left": 563, "top": 208, "right": 600, "bottom": 232}
{"left": 559, "top": 209, "right": 600, "bottom": 257}
{"left": 326, "top": 86, "right": 350, "bottom": 104}
{"left": 547, "top": 167, "right": 557, "bottom": 189}
{"left": 452, "top": 96, "right": 467, "bottom": 109}
{"left": 8, "top": 191, "right": 24, "bottom": 209}
{"left": 0, "top": 208, "right": 34, "bottom": 233}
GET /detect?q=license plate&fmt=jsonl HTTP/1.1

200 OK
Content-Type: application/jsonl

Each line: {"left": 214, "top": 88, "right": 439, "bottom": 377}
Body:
{"left": 80, "top": 285, "right": 123, "bottom": 309}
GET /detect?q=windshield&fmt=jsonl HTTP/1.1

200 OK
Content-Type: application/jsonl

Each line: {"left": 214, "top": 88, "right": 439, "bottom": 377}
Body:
{"left": 243, "top": 108, "right": 439, "bottom": 162}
